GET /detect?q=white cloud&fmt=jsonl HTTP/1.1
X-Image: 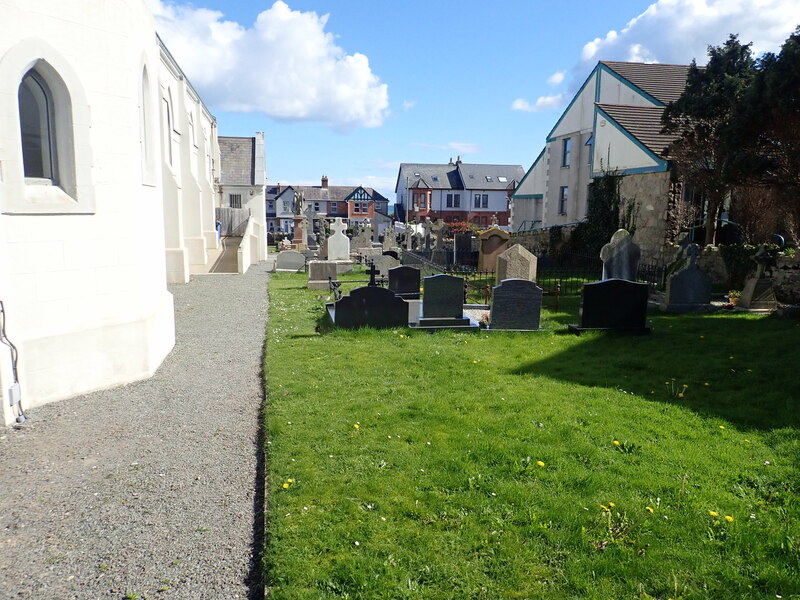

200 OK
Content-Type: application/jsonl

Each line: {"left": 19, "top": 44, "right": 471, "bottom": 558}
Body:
{"left": 547, "top": 70, "right": 566, "bottom": 86}
{"left": 402, "top": 100, "right": 416, "bottom": 111}
{"left": 145, "top": 0, "right": 389, "bottom": 131}
{"left": 578, "top": 0, "right": 800, "bottom": 67}
{"left": 512, "top": 94, "right": 567, "bottom": 113}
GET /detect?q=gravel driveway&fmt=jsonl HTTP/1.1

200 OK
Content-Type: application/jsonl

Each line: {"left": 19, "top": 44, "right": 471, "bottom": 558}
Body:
{"left": 0, "top": 264, "right": 270, "bottom": 599}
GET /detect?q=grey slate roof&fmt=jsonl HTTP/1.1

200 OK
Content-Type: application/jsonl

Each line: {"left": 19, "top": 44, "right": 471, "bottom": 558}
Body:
{"left": 396, "top": 163, "right": 524, "bottom": 192}
{"left": 600, "top": 61, "right": 691, "bottom": 106}
{"left": 597, "top": 104, "right": 681, "bottom": 158}
{"left": 286, "top": 185, "right": 387, "bottom": 203}
{"left": 219, "top": 137, "right": 255, "bottom": 185}
{"left": 457, "top": 163, "right": 526, "bottom": 190}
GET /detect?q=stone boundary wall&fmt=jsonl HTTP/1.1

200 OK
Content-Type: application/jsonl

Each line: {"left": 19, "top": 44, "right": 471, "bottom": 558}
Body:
{"left": 773, "top": 255, "right": 800, "bottom": 303}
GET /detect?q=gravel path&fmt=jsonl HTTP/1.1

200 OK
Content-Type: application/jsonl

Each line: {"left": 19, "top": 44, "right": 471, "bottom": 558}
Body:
{"left": 0, "top": 264, "right": 270, "bottom": 599}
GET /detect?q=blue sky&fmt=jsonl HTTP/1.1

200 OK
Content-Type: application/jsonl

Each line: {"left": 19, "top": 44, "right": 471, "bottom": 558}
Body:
{"left": 147, "top": 0, "right": 800, "bottom": 201}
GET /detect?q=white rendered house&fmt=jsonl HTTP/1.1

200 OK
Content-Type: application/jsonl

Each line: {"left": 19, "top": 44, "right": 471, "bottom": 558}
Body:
{"left": 0, "top": 0, "right": 219, "bottom": 425}
{"left": 511, "top": 62, "right": 689, "bottom": 233}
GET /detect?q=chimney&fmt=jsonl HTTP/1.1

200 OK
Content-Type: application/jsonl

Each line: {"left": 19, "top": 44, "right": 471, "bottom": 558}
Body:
{"left": 448, "top": 157, "right": 454, "bottom": 165}
{"left": 456, "top": 156, "right": 462, "bottom": 164}
{"left": 321, "top": 175, "right": 329, "bottom": 188}
{"left": 276, "top": 183, "right": 281, "bottom": 194}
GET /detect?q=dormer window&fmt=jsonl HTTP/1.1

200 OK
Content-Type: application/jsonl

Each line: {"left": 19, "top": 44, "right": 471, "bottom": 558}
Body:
{"left": 498, "top": 176, "right": 507, "bottom": 183}
{"left": 485, "top": 176, "right": 493, "bottom": 182}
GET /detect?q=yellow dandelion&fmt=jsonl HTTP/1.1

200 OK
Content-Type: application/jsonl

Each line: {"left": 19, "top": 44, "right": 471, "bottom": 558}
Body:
{"left": 682, "top": 384, "right": 688, "bottom": 388}
{"left": 472, "top": 360, "right": 479, "bottom": 364}
{"left": 650, "top": 390, "right": 655, "bottom": 394}
{"left": 353, "top": 423, "right": 360, "bottom": 429}
{"left": 725, "top": 515, "right": 734, "bottom": 522}
{"left": 729, "top": 356, "right": 734, "bottom": 359}
{"left": 664, "top": 381, "right": 670, "bottom": 385}
{"left": 709, "top": 510, "right": 719, "bottom": 517}
{"left": 315, "top": 357, "right": 321, "bottom": 360}
{"left": 287, "top": 478, "right": 294, "bottom": 483}
{"left": 536, "top": 460, "right": 545, "bottom": 467}
{"left": 613, "top": 440, "right": 620, "bottom": 446}
{"left": 645, "top": 506, "right": 654, "bottom": 513}
{"left": 608, "top": 502, "right": 615, "bottom": 508}
{"left": 399, "top": 334, "right": 405, "bottom": 338}
{"left": 600, "top": 504, "right": 609, "bottom": 511}
{"left": 744, "top": 439, "right": 751, "bottom": 443}
{"left": 671, "top": 377, "right": 676, "bottom": 381}
{"left": 678, "top": 392, "right": 685, "bottom": 398}
{"left": 700, "top": 335, "right": 705, "bottom": 339}
{"left": 704, "top": 382, "right": 710, "bottom": 386}
{"left": 282, "top": 483, "right": 289, "bottom": 489}
{"left": 719, "top": 425, "right": 725, "bottom": 429}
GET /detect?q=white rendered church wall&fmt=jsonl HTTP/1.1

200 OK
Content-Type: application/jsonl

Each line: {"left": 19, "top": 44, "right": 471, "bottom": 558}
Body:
{"left": 0, "top": 0, "right": 176, "bottom": 423}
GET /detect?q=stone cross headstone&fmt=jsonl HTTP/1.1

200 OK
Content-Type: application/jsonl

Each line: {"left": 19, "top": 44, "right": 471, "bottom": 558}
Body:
{"left": 495, "top": 244, "right": 537, "bottom": 282}
{"left": 327, "top": 217, "right": 350, "bottom": 261}
{"left": 431, "top": 219, "right": 445, "bottom": 250}
{"left": 422, "top": 217, "right": 433, "bottom": 251}
{"left": 660, "top": 244, "right": 712, "bottom": 313}
{"left": 404, "top": 228, "right": 414, "bottom": 251}
{"left": 382, "top": 225, "right": 396, "bottom": 251}
{"left": 316, "top": 214, "right": 328, "bottom": 243}
{"left": 600, "top": 229, "right": 640, "bottom": 281}
{"left": 365, "top": 262, "right": 380, "bottom": 286}
{"left": 489, "top": 279, "right": 543, "bottom": 330}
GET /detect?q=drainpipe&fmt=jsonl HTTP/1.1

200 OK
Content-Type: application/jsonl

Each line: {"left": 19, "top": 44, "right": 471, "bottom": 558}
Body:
{"left": 0, "top": 301, "right": 24, "bottom": 423}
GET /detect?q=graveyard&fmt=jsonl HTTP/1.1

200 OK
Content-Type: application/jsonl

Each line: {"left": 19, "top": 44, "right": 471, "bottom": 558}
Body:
{"left": 263, "top": 267, "right": 799, "bottom": 600}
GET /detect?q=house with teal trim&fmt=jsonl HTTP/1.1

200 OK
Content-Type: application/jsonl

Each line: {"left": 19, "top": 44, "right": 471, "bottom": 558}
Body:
{"left": 511, "top": 61, "right": 691, "bottom": 260}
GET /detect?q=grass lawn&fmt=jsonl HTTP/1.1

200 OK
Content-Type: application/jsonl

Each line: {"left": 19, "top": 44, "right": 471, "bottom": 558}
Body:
{"left": 263, "top": 269, "right": 799, "bottom": 600}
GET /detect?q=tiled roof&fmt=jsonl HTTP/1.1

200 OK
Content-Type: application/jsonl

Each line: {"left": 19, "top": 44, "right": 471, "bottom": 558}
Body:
{"left": 219, "top": 137, "right": 255, "bottom": 185}
{"left": 601, "top": 61, "right": 691, "bottom": 105}
{"left": 596, "top": 104, "right": 681, "bottom": 158}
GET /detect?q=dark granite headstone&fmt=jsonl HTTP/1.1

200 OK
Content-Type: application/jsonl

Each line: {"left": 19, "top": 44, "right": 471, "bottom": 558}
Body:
{"left": 417, "top": 274, "right": 475, "bottom": 329}
{"left": 388, "top": 266, "right": 420, "bottom": 299}
{"left": 489, "top": 279, "right": 543, "bottom": 330}
{"left": 326, "top": 286, "right": 408, "bottom": 329}
{"left": 571, "top": 278, "right": 650, "bottom": 333}
{"left": 454, "top": 233, "right": 472, "bottom": 254}
{"left": 661, "top": 244, "right": 712, "bottom": 312}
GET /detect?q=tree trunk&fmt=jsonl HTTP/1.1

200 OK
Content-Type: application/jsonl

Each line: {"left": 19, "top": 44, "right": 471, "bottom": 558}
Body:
{"left": 705, "top": 193, "right": 723, "bottom": 245}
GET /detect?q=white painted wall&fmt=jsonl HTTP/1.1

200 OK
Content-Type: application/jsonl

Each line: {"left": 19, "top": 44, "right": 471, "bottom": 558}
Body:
{"left": 592, "top": 118, "right": 660, "bottom": 173}
{"left": 0, "top": 0, "right": 178, "bottom": 424}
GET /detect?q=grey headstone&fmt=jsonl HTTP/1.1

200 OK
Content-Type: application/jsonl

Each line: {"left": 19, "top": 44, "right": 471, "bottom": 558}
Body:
{"left": 661, "top": 244, "right": 712, "bottom": 312}
{"left": 489, "top": 279, "right": 543, "bottom": 330}
{"left": 308, "top": 260, "right": 338, "bottom": 290}
{"left": 388, "top": 266, "right": 421, "bottom": 299}
{"left": 373, "top": 254, "right": 400, "bottom": 277}
{"left": 275, "top": 250, "right": 306, "bottom": 272}
{"left": 382, "top": 226, "right": 396, "bottom": 251}
{"left": 600, "top": 229, "right": 640, "bottom": 281}
{"left": 496, "top": 244, "right": 537, "bottom": 282}
{"left": 422, "top": 274, "right": 464, "bottom": 318}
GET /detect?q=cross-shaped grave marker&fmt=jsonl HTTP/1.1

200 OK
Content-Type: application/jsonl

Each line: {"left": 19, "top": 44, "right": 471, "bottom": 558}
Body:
{"left": 366, "top": 262, "right": 380, "bottom": 286}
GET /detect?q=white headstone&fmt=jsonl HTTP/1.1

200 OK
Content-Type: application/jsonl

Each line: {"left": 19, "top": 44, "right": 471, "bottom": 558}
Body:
{"left": 600, "top": 229, "right": 640, "bottom": 281}
{"left": 327, "top": 217, "right": 350, "bottom": 260}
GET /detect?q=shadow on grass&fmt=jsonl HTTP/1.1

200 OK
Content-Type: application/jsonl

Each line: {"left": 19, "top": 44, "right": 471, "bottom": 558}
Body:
{"left": 512, "top": 312, "right": 800, "bottom": 432}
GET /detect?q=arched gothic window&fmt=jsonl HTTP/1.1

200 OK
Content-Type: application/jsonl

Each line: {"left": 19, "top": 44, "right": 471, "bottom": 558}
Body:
{"left": 19, "top": 69, "right": 58, "bottom": 182}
